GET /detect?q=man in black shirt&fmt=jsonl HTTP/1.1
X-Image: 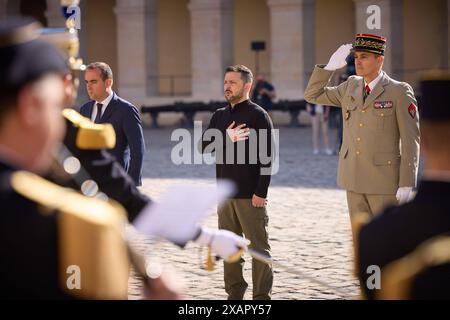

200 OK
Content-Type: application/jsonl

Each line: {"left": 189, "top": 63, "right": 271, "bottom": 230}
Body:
{"left": 201, "top": 65, "right": 274, "bottom": 300}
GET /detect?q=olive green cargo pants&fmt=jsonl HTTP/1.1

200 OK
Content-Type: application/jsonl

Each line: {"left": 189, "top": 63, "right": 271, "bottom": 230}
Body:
{"left": 218, "top": 199, "right": 273, "bottom": 300}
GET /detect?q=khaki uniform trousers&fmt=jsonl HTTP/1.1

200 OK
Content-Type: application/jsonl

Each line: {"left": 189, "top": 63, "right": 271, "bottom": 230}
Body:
{"left": 347, "top": 191, "right": 398, "bottom": 241}
{"left": 218, "top": 199, "right": 273, "bottom": 300}
{"left": 347, "top": 190, "right": 398, "bottom": 282}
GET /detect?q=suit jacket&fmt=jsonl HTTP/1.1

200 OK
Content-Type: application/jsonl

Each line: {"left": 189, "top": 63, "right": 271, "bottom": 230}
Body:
{"left": 304, "top": 66, "right": 420, "bottom": 194}
{"left": 358, "top": 180, "right": 450, "bottom": 299}
{"left": 80, "top": 92, "right": 145, "bottom": 186}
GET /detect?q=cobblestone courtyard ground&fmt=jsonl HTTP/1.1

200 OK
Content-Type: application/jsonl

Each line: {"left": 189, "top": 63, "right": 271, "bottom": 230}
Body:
{"left": 129, "top": 124, "right": 360, "bottom": 300}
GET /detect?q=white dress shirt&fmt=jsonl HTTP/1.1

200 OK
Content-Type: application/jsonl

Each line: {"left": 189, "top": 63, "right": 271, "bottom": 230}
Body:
{"left": 364, "top": 71, "right": 384, "bottom": 93}
{"left": 91, "top": 90, "right": 114, "bottom": 122}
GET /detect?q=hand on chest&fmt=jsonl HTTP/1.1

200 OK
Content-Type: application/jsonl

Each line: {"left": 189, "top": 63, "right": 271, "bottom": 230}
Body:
{"left": 221, "top": 115, "right": 255, "bottom": 131}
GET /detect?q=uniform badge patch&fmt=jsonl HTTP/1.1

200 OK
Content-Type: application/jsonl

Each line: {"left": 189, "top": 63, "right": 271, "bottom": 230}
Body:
{"left": 408, "top": 103, "right": 417, "bottom": 119}
{"left": 374, "top": 101, "right": 393, "bottom": 109}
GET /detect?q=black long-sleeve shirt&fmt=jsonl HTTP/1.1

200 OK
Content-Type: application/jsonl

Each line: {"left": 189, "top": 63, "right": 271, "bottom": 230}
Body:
{"left": 201, "top": 99, "right": 274, "bottom": 199}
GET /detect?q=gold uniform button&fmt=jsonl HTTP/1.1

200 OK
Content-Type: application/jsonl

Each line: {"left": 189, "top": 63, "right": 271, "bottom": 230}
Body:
{"left": 381, "top": 113, "right": 384, "bottom": 117}
{"left": 356, "top": 151, "right": 361, "bottom": 155}
{"left": 362, "top": 110, "right": 366, "bottom": 113}
{"left": 388, "top": 161, "right": 392, "bottom": 165}
{"left": 357, "top": 137, "right": 361, "bottom": 142}
{"left": 359, "top": 123, "right": 364, "bottom": 127}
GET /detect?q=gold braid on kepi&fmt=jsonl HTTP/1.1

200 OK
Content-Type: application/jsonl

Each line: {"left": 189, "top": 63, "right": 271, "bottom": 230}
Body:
{"left": 353, "top": 33, "right": 387, "bottom": 56}
{"left": 39, "top": 28, "right": 85, "bottom": 71}
{"left": 38, "top": 1, "right": 85, "bottom": 70}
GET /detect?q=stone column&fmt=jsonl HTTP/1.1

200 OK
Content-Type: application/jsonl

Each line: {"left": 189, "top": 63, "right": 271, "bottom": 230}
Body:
{"left": 146, "top": 0, "right": 159, "bottom": 96}
{"left": 221, "top": 0, "right": 234, "bottom": 72}
{"left": 302, "top": 0, "right": 315, "bottom": 84}
{"left": 0, "top": 0, "right": 8, "bottom": 19}
{"left": 354, "top": 0, "right": 403, "bottom": 79}
{"left": 188, "top": 0, "right": 234, "bottom": 100}
{"left": 114, "top": 0, "right": 148, "bottom": 104}
{"left": 45, "top": 0, "right": 67, "bottom": 27}
{"left": 267, "top": 0, "right": 307, "bottom": 99}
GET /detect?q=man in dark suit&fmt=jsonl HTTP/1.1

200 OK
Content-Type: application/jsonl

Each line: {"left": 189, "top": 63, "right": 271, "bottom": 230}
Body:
{"left": 80, "top": 62, "right": 145, "bottom": 186}
{"left": 357, "top": 73, "right": 450, "bottom": 299}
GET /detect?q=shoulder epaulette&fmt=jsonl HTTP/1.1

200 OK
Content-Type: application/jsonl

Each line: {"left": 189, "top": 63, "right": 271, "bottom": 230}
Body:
{"left": 63, "top": 108, "right": 116, "bottom": 150}
{"left": 11, "top": 170, "right": 129, "bottom": 299}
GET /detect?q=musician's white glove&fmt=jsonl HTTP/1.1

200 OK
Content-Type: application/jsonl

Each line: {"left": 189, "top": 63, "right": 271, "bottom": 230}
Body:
{"left": 324, "top": 44, "right": 353, "bottom": 71}
{"left": 396, "top": 187, "right": 414, "bottom": 204}
{"left": 194, "top": 227, "right": 249, "bottom": 261}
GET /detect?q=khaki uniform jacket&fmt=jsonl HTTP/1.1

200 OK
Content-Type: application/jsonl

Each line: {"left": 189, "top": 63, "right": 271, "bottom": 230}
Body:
{"left": 304, "top": 65, "right": 420, "bottom": 195}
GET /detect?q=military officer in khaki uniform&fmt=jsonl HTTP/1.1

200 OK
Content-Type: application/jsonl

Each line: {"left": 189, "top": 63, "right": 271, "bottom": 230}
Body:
{"left": 304, "top": 34, "right": 420, "bottom": 243}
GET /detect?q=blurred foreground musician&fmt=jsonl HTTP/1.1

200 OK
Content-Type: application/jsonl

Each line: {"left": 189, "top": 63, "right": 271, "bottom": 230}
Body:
{"left": 358, "top": 73, "right": 450, "bottom": 299}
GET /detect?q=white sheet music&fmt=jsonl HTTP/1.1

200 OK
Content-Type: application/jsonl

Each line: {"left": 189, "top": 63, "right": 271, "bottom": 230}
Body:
{"left": 133, "top": 180, "right": 235, "bottom": 245}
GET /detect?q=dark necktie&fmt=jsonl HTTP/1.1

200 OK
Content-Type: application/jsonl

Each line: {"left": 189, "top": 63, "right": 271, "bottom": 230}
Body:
{"left": 94, "top": 103, "right": 103, "bottom": 123}
{"left": 363, "top": 84, "right": 371, "bottom": 102}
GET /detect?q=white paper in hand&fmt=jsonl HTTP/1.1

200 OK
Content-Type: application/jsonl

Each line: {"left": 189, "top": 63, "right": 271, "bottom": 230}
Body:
{"left": 133, "top": 180, "right": 235, "bottom": 245}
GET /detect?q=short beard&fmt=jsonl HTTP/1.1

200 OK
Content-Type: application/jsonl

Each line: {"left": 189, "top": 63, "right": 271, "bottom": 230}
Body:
{"left": 225, "top": 87, "right": 245, "bottom": 104}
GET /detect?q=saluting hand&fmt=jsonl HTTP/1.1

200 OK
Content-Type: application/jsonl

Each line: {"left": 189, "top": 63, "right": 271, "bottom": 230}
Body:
{"left": 227, "top": 121, "right": 250, "bottom": 143}
{"left": 325, "top": 44, "right": 353, "bottom": 71}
